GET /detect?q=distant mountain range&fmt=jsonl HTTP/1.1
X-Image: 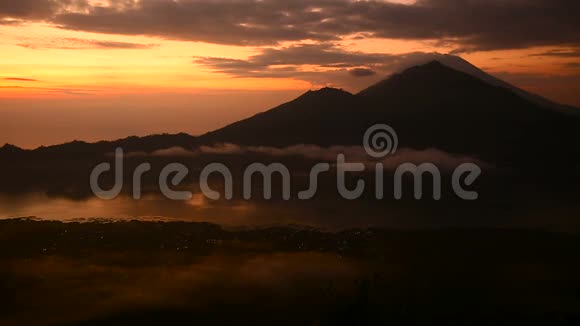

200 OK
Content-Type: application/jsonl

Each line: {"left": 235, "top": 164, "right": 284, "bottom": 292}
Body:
{"left": 2, "top": 56, "right": 579, "bottom": 168}
{"left": 198, "top": 59, "right": 579, "bottom": 166}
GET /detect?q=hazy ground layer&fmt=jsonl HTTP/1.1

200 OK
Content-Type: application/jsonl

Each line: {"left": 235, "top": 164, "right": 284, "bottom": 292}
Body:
{"left": 1, "top": 219, "right": 580, "bottom": 325}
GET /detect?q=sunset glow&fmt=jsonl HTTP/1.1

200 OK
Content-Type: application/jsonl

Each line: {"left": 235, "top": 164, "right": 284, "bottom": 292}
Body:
{"left": 1, "top": 0, "right": 578, "bottom": 148}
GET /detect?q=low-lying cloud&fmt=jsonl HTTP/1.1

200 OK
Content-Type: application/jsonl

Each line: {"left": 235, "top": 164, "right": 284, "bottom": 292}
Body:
{"left": 349, "top": 68, "right": 377, "bottom": 77}
{"left": 138, "top": 144, "right": 489, "bottom": 171}
{"left": 17, "top": 37, "right": 157, "bottom": 50}
{"left": 3, "top": 77, "right": 38, "bottom": 82}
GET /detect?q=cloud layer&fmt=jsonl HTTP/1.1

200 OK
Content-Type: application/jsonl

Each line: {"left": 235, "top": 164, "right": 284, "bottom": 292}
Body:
{"left": 16, "top": 37, "right": 157, "bottom": 50}
{"left": 0, "top": 0, "right": 578, "bottom": 51}
{"left": 138, "top": 143, "right": 489, "bottom": 171}
{"left": 194, "top": 47, "right": 469, "bottom": 88}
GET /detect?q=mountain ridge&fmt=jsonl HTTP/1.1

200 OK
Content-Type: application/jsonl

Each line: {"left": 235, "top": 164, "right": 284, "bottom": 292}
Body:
{"left": 195, "top": 60, "right": 579, "bottom": 164}
{"left": 2, "top": 58, "right": 578, "bottom": 166}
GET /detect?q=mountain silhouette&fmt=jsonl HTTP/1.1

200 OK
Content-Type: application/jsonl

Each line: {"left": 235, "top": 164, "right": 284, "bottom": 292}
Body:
{"left": 198, "top": 87, "right": 363, "bottom": 147}
{"left": 1, "top": 57, "right": 579, "bottom": 196}
{"left": 2, "top": 58, "right": 579, "bottom": 169}
{"left": 198, "top": 60, "right": 579, "bottom": 165}
{"left": 357, "top": 61, "right": 577, "bottom": 163}
{"left": 0, "top": 133, "right": 197, "bottom": 159}
{"left": 424, "top": 54, "right": 579, "bottom": 116}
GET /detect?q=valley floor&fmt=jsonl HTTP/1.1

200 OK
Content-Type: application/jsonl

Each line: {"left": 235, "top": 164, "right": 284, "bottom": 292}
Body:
{"left": 1, "top": 219, "right": 580, "bottom": 325}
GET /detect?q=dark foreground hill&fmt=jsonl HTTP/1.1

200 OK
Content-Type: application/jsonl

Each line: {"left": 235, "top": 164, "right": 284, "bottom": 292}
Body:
{"left": 1, "top": 219, "right": 580, "bottom": 326}
{"left": 0, "top": 133, "right": 197, "bottom": 159}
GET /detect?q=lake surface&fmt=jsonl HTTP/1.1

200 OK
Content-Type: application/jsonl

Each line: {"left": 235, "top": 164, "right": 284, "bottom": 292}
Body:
{"left": 0, "top": 192, "right": 414, "bottom": 230}
{"left": 1, "top": 192, "right": 579, "bottom": 232}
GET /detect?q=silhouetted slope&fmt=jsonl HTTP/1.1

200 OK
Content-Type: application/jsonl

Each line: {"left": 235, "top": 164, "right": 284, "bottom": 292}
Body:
{"left": 428, "top": 54, "right": 579, "bottom": 116}
{"left": 358, "top": 61, "right": 576, "bottom": 162}
{"left": 200, "top": 61, "right": 579, "bottom": 166}
{"left": 0, "top": 144, "right": 25, "bottom": 155}
{"left": 0, "top": 133, "right": 197, "bottom": 158}
{"left": 2, "top": 60, "right": 578, "bottom": 169}
{"left": 198, "top": 87, "right": 365, "bottom": 147}
{"left": 0, "top": 133, "right": 198, "bottom": 194}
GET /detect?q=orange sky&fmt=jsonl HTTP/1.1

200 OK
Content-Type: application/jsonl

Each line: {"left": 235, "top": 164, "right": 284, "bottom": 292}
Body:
{"left": 1, "top": 23, "right": 577, "bottom": 96}
{"left": 1, "top": 3, "right": 579, "bottom": 148}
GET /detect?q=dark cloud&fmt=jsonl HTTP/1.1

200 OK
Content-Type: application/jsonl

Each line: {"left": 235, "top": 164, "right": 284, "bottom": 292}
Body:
{"left": 0, "top": 18, "right": 22, "bottom": 25}
{"left": 0, "top": 85, "right": 97, "bottom": 95}
{"left": 356, "top": 0, "right": 580, "bottom": 52}
{"left": 255, "top": 44, "right": 392, "bottom": 68}
{"left": 195, "top": 43, "right": 396, "bottom": 78}
{"left": 4, "top": 77, "right": 38, "bottom": 82}
{"left": 529, "top": 49, "right": 580, "bottom": 58}
{"left": 0, "top": 0, "right": 56, "bottom": 19}
{"left": 0, "top": 0, "right": 88, "bottom": 20}
{"left": 194, "top": 45, "right": 461, "bottom": 89}
{"left": 88, "top": 40, "right": 158, "bottom": 49}
{"left": 194, "top": 43, "right": 401, "bottom": 82}
{"left": 195, "top": 44, "right": 460, "bottom": 78}
{"left": 349, "top": 68, "right": 377, "bottom": 77}
{"left": 17, "top": 38, "right": 157, "bottom": 50}
{"left": 1, "top": 0, "right": 577, "bottom": 52}
{"left": 46, "top": 0, "right": 580, "bottom": 51}
{"left": 52, "top": 0, "right": 337, "bottom": 46}
{"left": 563, "top": 62, "right": 580, "bottom": 69}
